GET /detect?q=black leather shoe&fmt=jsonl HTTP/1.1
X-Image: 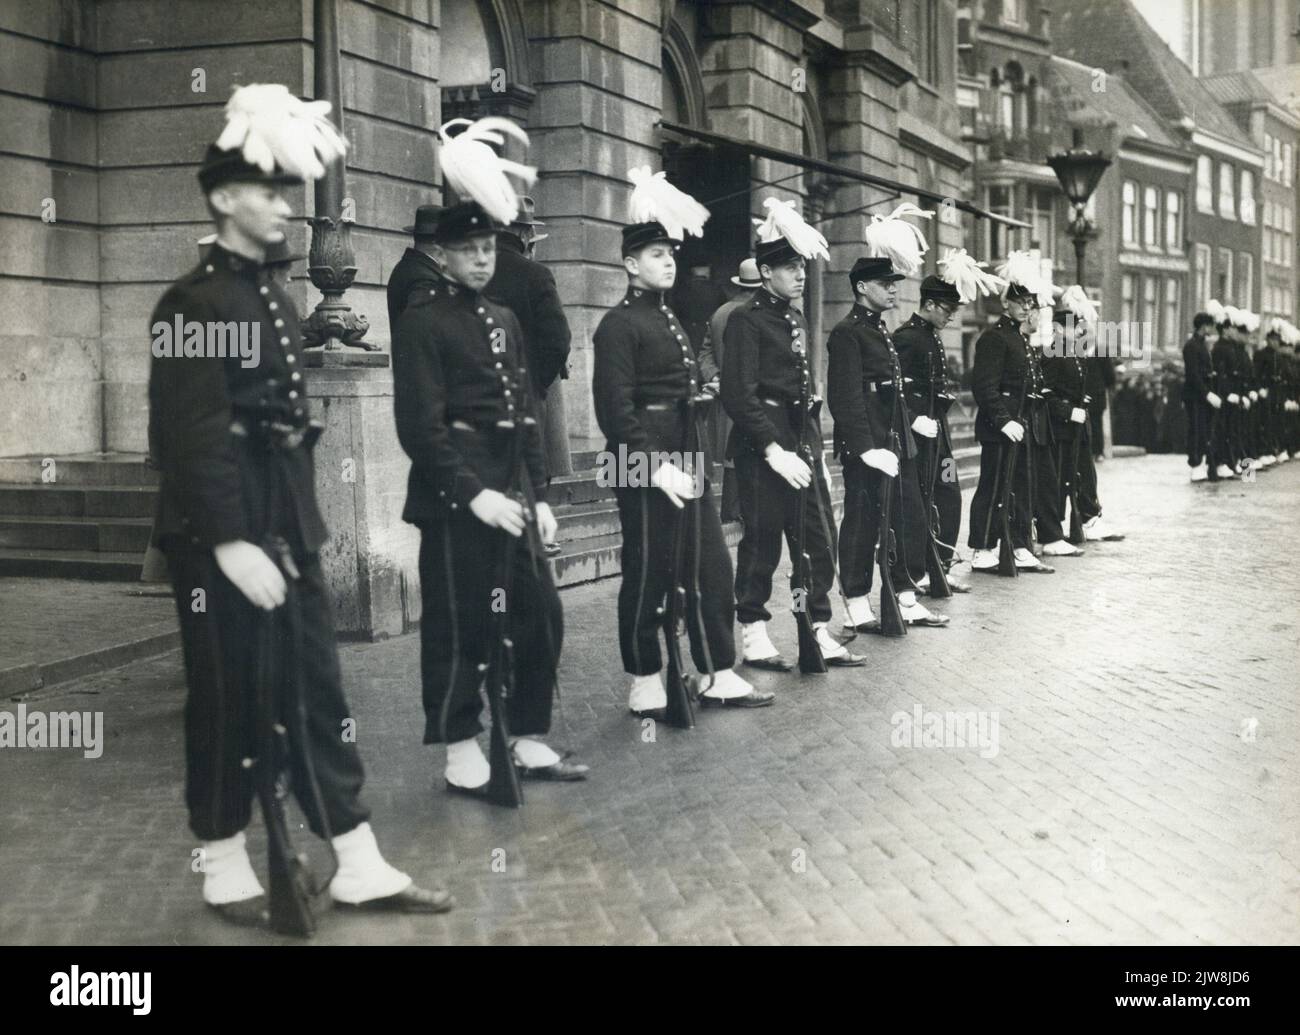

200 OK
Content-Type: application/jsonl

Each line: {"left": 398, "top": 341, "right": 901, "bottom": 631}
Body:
{"left": 208, "top": 896, "right": 270, "bottom": 929}
{"left": 743, "top": 655, "right": 794, "bottom": 672}
{"left": 699, "top": 689, "right": 775, "bottom": 708}
{"left": 825, "top": 650, "right": 867, "bottom": 667}
{"left": 337, "top": 883, "right": 454, "bottom": 914}
{"left": 630, "top": 706, "right": 668, "bottom": 721}
{"left": 516, "top": 758, "right": 590, "bottom": 781}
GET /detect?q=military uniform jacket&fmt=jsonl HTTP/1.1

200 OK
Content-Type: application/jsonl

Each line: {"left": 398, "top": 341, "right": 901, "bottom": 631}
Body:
{"left": 826, "top": 304, "right": 917, "bottom": 461}
{"left": 1253, "top": 343, "right": 1278, "bottom": 391}
{"left": 485, "top": 241, "right": 572, "bottom": 394}
{"left": 386, "top": 247, "right": 443, "bottom": 333}
{"left": 591, "top": 286, "right": 701, "bottom": 456}
{"left": 971, "top": 315, "right": 1050, "bottom": 446}
{"left": 721, "top": 288, "right": 816, "bottom": 457}
{"left": 1233, "top": 341, "right": 1256, "bottom": 392}
{"left": 894, "top": 312, "right": 956, "bottom": 423}
{"left": 1041, "top": 348, "right": 1089, "bottom": 439}
{"left": 392, "top": 278, "right": 547, "bottom": 526}
{"left": 1211, "top": 337, "right": 1239, "bottom": 395}
{"left": 148, "top": 243, "right": 325, "bottom": 552}
{"left": 1181, "top": 334, "right": 1216, "bottom": 402}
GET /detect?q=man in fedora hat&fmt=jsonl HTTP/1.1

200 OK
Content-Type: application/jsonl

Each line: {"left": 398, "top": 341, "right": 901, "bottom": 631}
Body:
{"left": 486, "top": 195, "right": 573, "bottom": 488}
{"left": 386, "top": 204, "right": 444, "bottom": 335}
{"left": 151, "top": 84, "right": 452, "bottom": 929}
{"left": 392, "top": 197, "right": 588, "bottom": 798}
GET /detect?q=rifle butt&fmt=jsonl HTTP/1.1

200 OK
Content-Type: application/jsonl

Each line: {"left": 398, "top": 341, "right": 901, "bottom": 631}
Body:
{"left": 796, "top": 614, "right": 828, "bottom": 673}
{"left": 925, "top": 539, "right": 952, "bottom": 598}
{"left": 487, "top": 719, "right": 524, "bottom": 808}
{"left": 662, "top": 598, "right": 695, "bottom": 729}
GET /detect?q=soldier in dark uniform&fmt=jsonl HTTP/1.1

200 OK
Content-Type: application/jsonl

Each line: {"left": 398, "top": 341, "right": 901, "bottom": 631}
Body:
{"left": 721, "top": 201, "right": 864, "bottom": 670}
{"left": 387, "top": 204, "right": 444, "bottom": 334}
{"left": 592, "top": 199, "right": 772, "bottom": 715}
{"left": 1210, "top": 304, "right": 1242, "bottom": 477}
{"left": 1253, "top": 317, "right": 1280, "bottom": 466}
{"left": 967, "top": 258, "right": 1074, "bottom": 573}
{"left": 392, "top": 199, "right": 588, "bottom": 797}
{"left": 1182, "top": 312, "right": 1222, "bottom": 482}
{"left": 828, "top": 256, "right": 950, "bottom": 632}
{"left": 486, "top": 195, "right": 573, "bottom": 488}
{"left": 150, "top": 84, "right": 450, "bottom": 927}
{"left": 1278, "top": 323, "right": 1300, "bottom": 459}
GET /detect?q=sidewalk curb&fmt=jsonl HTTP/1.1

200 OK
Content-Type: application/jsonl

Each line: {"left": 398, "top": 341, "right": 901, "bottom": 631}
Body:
{"left": 0, "top": 627, "right": 180, "bottom": 700}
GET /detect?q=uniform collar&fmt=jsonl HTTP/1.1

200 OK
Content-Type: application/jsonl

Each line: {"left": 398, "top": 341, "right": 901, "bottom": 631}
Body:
{"left": 206, "top": 242, "right": 264, "bottom": 281}
{"left": 851, "top": 303, "right": 886, "bottom": 328}
{"left": 623, "top": 286, "right": 667, "bottom": 309}
{"left": 440, "top": 275, "right": 482, "bottom": 303}
{"left": 754, "top": 287, "right": 791, "bottom": 311}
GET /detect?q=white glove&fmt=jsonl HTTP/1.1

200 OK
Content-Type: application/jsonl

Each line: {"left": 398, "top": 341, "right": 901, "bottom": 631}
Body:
{"left": 910, "top": 415, "right": 938, "bottom": 439}
{"left": 765, "top": 445, "right": 812, "bottom": 489}
{"left": 651, "top": 461, "right": 699, "bottom": 509}
{"left": 1070, "top": 407, "right": 1087, "bottom": 424}
{"left": 1001, "top": 420, "right": 1025, "bottom": 443}
{"left": 535, "top": 501, "right": 557, "bottom": 544}
{"left": 1243, "top": 396, "right": 1252, "bottom": 410}
{"left": 1227, "top": 393, "right": 1240, "bottom": 405}
{"left": 1206, "top": 391, "right": 1222, "bottom": 410}
{"left": 1249, "top": 390, "right": 1259, "bottom": 402}
{"left": 861, "top": 448, "right": 899, "bottom": 478}
{"left": 469, "top": 488, "right": 526, "bottom": 537}
{"left": 214, "top": 540, "right": 287, "bottom": 611}
{"left": 1260, "top": 387, "right": 1269, "bottom": 399}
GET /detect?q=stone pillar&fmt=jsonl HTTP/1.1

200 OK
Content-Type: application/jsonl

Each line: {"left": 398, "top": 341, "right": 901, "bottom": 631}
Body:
{"left": 304, "top": 351, "right": 420, "bottom": 639}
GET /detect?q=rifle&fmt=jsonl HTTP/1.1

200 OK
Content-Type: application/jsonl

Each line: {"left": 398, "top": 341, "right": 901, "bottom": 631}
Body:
{"left": 876, "top": 426, "right": 907, "bottom": 638}
{"left": 995, "top": 381, "right": 1028, "bottom": 577}
{"left": 806, "top": 401, "right": 858, "bottom": 647}
{"left": 483, "top": 415, "right": 528, "bottom": 808}
{"left": 253, "top": 534, "right": 335, "bottom": 937}
{"left": 1065, "top": 389, "right": 1090, "bottom": 545}
{"left": 921, "top": 350, "right": 952, "bottom": 599}
{"left": 793, "top": 395, "right": 829, "bottom": 673}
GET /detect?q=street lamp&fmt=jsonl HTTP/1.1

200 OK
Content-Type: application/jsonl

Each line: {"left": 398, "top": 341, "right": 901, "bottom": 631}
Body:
{"left": 1047, "top": 127, "right": 1112, "bottom": 283}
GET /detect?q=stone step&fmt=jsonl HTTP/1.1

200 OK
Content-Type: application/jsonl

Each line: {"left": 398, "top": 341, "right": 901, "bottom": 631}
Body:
{"left": 0, "top": 548, "right": 144, "bottom": 581}
{"left": 0, "top": 485, "right": 159, "bottom": 519}
{"left": 0, "top": 454, "right": 158, "bottom": 487}
{"left": 0, "top": 516, "right": 154, "bottom": 553}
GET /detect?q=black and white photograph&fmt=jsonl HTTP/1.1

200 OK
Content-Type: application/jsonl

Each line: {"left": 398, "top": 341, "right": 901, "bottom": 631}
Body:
{"left": 0, "top": 0, "right": 1296, "bottom": 1007}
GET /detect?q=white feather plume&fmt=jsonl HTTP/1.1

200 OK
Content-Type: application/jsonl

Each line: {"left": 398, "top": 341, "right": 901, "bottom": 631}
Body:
{"left": 863, "top": 203, "right": 932, "bottom": 277}
{"left": 1284, "top": 321, "right": 1300, "bottom": 346}
{"left": 1243, "top": 310, "right": 1260, "bottom": 333}
{"left": 937, "top": 248, "right": 1005, "bottom": 303}
{"left": 628, "top": 166, "right": 709, "bottom": 241}
{"left": 214, "top": 83, "right": 347, "bottom": 182}
{"left": 437, "top": 117, "right": 537, "bottom": 225}
{"left": 995, "top": 250, "right": 1054, "bottom": 306}
{"left": 1223, "top": 305, "right": 1243, "bottom": 327}
{"left": 1057, "top": 284, "right": 1099, "bottom": 325}
{"left": 752, "top": 197, "right": 829, "bottom": 261}
{"left": 1205, "top": 298, "right": 1227, "bottom": 324}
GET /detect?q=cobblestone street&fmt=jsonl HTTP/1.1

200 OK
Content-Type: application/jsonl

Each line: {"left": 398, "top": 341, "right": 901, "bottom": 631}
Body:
{"left": 1, "top": 454, "right": 1298, "bottom": 945}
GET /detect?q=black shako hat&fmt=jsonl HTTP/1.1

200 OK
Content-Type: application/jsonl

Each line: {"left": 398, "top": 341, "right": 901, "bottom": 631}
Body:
{"left": 920, "top": 273, "right": 962, "bottom": 305}
{"left": 197, "top": 143, "right": 303, "bottom": 194}
{"left": 1004, "top": 281, "right": 1038, "bottom": 303}
{"left": 755, "top": 237, "right": 803, "bottom": 269}
{"left": 622, "top": 220, "right": 679, "bottom": 256}
{"left": 848, "top": 255, "right": 905, "bottom": 290}
{"left": 403, "top": 204, "right": 442, "bottom": 236}
{"left": 433, "top": 201, "right": 501, "bottom": 244}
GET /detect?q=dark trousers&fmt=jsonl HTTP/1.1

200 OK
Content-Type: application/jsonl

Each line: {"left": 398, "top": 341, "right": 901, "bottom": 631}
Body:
{"left": 614, "top": 484, "right": 736, "bottom": 676}
{"left": 1184, "top": 397, "right": 1214, "bottom": 468}
{"left": 1217, "top": 403, "right": 1242, "bottom": 465}
{"left": 968, "top": 436, "right": 1064, "bottom": 550}
{"left": 733, "top": 448, "right": 834, "bottom": 626}
{"left": 417, "top": 514, "right": 561, "bottom": 744}
{"left": 915, "top": 426, "right": 962, "bottom": 565}
{"left": 164, "top": 544, "right": 369, "bottom": 843}
{"left": 838, "top": 453, "right": 926, "bottom": 598}
{"left": 1055, "top": 424, "right": 1101, "bottom": 526}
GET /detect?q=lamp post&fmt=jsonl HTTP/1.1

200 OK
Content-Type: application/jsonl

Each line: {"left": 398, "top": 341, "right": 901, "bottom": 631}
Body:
{"left": 1047, "top": 127, "right": 1112, "bottom": 284}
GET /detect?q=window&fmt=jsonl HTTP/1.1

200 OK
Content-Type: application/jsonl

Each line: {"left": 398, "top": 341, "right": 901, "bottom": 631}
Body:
{"left": 1122, "top": 180, "right": 1137, "bottom": 244}
{"left": 1285, "top": 143, "right": 1293, "bottom": 187}
{"left": 1143, "top": 185, "right": 1160, "bottom": 247}
{"left": 1165, "top": 277, "right": 1180, "bottom": 342}
{"left": 1218, "top": 163, "right": 1235, "bottom": 219}
{"left": 1196, "top": 155, "right": 1214, "bottom": 212}
{"left": 1216, "top": 247, "right": 1233, "bottom": 298}
{"left": 1003, "top": 0, "right": 1025, "bottom": 26}
{"left": 1143, "top": 276, "right": 1159, "bottom": 343}
{"left": 915, "top": 0, "right": 940, "bottom": 86}
{"left": 999, "top": 82, "right": 1015, "bottom": 137}
{"left": 1275, "top": 138, "right": 1284, "bottom": 183}
{"left": 1265, "top": 133, "right": 1275, "bottom": 180}
{"left": 1121, "top": 274, "right": 1135, "bottom": 325}
{"left": 1238, "top": 252, "right": 1253, "bottom": 305}
{"left": 986, "top": 185, "right": 1013, "bottom": 259}
{"left": 1240, "top": 170, "right": 1256, "bottom": 224}
{"left": 1028, "top": 187, "right": 1055, "bottom": 259}
{"left": 1165, "top": 190, "right": 1181, "bottom": 251}
{"left": 1194, "top": 243, "right": 1211, "bottom": 307}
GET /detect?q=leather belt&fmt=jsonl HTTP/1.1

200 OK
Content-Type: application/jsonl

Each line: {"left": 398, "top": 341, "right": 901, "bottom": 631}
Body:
{"left": 636, "top": 401, "right": 678, "bottom": 412}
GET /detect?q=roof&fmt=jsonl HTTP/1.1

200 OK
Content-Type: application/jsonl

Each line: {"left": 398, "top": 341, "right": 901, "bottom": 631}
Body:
{"left": 1052, "top": 0, "right": 1260, "bottom": 153}
{"left": 1201, "top": 70, "right": 1278, "bottom": 107}
{"left": 1250, "top": 66, "right": 1300, "bottom": 117}
{"left": 1047, "top": 55, "right": 1182, "bottom": 151}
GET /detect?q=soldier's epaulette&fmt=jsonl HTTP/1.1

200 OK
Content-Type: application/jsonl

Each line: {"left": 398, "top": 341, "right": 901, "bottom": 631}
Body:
{"left": 406, "top": 285, "right": 443, "bottom": 309}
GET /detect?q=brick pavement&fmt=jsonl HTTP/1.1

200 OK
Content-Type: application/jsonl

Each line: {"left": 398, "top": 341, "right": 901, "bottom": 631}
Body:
{"left": 1, "top": 454, "right": 1297, "bottom": 945}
